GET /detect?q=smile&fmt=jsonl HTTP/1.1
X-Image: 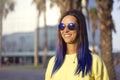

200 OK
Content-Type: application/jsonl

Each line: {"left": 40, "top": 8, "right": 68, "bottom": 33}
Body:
{"left": 64, "top": 34, "right": 72, "bottom": 38}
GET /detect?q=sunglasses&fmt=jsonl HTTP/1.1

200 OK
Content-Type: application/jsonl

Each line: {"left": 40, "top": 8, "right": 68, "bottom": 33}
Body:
{"left": 58, "top": 22, "right": 76, "bottom": 30}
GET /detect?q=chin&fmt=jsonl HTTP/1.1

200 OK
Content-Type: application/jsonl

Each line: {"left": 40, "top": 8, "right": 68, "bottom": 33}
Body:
{"left": 64, "top": 39, "right": 77, "bottom": 44}
{"left": 65, "top": 41, "right": 74, "bottom": 44}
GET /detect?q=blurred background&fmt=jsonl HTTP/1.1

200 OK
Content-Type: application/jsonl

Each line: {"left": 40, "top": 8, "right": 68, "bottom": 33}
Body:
{"left": 0, "top": 0, "right": 120, "bottom": 80}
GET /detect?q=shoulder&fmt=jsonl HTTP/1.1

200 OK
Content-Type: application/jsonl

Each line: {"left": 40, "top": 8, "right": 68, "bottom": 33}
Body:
{"left": 49, "top": 56, "right": 55, "bottom": 62}
{"left": 91, "top": 53, "right": 104, "bottom": 73}
{"left": 45, "top": 56, "right": 55, "bottom": 80}
{"left": 48, "top": 56, "right": 55, "bottom": 66}
{"left": 91, "top": 53, "right": 105, "bottom": 74}
{"left": 91, "top": 53, "right": 102, "bottom": 63}
{"left": 46, "top": 56, "right": 55, "bottom": 74}
{"left": 90, "top": 53, "right": 109, "bottom": 80}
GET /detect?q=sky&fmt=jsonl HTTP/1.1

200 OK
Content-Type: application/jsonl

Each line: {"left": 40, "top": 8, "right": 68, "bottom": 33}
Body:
{"left": 2, "top": 0, "right": 120, "bottom": 52}
{"left": 111, "top": 0, "right": 120, "bottom": 52}
{"left": 3, "top": 0, "right": 60, "bottom": 34}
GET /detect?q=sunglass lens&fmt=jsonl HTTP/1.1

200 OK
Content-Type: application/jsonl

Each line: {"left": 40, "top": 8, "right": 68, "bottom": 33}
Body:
{"left": 68, "top": 23, "right": 75, "bottom": 30}
{"left": 59, "top": 23, "right": 65, "bottom": 30}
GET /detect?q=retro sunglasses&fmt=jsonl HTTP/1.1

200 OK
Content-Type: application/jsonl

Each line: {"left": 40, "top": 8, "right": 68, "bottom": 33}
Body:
{"left": 58, "top": 22, "right": 76, "bottom": 30}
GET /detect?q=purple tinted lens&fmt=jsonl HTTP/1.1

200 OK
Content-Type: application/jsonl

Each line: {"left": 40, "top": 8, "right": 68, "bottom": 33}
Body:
{"left": 68, "top": 23, "right": 75, "bottom": 30}
{"left": 59, "top": 23, "right": 65, "bottom": 30}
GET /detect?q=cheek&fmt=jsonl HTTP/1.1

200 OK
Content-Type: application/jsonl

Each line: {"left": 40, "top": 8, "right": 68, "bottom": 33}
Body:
{"left": 60, "top": 31, "right": 64, "bottom": 37}
{"left": 60, "top": 31, "right": 62, "bottom": 34}
{"left": 73, "top": 31, "right": 77, "bottom": 38}
{"left": 72, "top": 31, "right": 78, "bottom": 42}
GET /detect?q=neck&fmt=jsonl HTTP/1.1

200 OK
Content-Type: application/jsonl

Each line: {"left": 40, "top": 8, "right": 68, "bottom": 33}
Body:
{"left": 66, "top": 43, "right": 78, "bottom": 54}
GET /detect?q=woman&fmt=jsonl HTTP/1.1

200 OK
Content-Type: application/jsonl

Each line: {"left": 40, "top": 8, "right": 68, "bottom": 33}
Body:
{"left": 45, "top": 10, "right": 109, "bottom": 80}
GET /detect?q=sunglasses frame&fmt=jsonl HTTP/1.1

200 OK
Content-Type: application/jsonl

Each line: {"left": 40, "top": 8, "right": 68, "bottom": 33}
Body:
{"left": 58, "top": 22, "right": 76, "bottom": 30}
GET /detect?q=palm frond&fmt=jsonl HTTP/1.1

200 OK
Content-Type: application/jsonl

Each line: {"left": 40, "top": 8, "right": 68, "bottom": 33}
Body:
{"left": 33, "top": 0, "right": 45, "bottom": 14}
{"left": 3, "top": 0, "right": 15, "bottom": 18}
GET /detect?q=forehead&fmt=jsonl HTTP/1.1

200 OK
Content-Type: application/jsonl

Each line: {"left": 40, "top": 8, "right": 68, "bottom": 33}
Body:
{"left": 61, "top": 15, "right": 77, "bottom": 24}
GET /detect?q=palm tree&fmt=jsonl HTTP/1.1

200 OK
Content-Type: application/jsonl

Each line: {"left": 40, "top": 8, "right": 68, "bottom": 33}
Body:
{"left": 89, "top": 7, "right": 98, "bottom": 52}
{"left": 0, "top": 0, "right": 14, "bottom": 67}
{"left": 0, "top": 0, "right": 4, "bottom": 67}
{"left": 33, "top": 0, "right": 45, "bottom": 67}
{"left": 81, "top": 0, "right": 89, "bottom": 29}
{"left": 33, "top": 0, "right": 48, "bottom": 67}
{"left": 81, "top": 0, "right": 89, "bottom": 19}
{"left": 50, "top": 0, "right": 82, "bottom": 15}
{"left": 96, "top": 0, "right": 116, "bottom": 79}
{"left": 42, "top": 0, "right": 48, "bottom": 68}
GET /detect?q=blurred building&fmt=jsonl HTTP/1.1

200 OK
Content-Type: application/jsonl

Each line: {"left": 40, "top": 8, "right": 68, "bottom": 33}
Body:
{"left": 1, "top": 26, "right": 100, "bottom": 65}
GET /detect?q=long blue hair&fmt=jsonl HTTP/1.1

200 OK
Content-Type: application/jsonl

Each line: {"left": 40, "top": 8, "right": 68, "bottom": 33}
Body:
{"left": 52, "top": 10, "right": 92, "bottom": 77}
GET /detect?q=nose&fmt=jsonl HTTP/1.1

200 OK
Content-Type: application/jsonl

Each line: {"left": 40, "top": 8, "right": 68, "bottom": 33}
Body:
{"left": 64, "top": 25, "right": 69, "bottom": 33}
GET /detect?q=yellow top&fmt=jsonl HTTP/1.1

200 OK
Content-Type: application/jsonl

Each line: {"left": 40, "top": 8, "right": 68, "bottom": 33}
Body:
{"left": 45, "top": 53, "right": 109, "bottom": 80}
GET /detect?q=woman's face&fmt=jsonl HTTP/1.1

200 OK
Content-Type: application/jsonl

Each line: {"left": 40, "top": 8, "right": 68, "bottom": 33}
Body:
{"left": 60, "top": 15, "right": 78, "bottom": 44}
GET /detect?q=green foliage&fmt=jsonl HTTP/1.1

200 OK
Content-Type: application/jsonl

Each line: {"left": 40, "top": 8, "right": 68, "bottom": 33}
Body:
{"left": 89, "top": 7, "right": 98, "bottom": 20}
{"left": 89, "top": 7, "right": 97, "bottom": 15}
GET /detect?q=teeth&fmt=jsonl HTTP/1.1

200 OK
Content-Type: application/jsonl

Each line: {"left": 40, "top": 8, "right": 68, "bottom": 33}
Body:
{"left": 64, "top": 34, "right": 71, "bottom": 37}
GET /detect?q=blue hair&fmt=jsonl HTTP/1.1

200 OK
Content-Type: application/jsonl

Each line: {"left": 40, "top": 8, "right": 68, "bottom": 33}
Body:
{"left": 52, "top": 10, "right": 92, "bottom": 77}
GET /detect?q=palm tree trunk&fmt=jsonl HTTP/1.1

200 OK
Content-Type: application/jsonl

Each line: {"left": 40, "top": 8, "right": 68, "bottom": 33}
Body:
{"left": 0, "top": 0, "right": 4, "bottom": 67}
{"left": 43, "top": 0, "right": 48, "bottom": 68}
{"left": 100, "top": 29, "right": 116, "bottom": 80}
{"left": 96, "top": 0, "right": 116, "bottom": 79}
{"left": 60, "top": 0, "right": 82, "bottom": 15}
{"left": 34, "top": 11, "right": 40, "bottom": 67}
